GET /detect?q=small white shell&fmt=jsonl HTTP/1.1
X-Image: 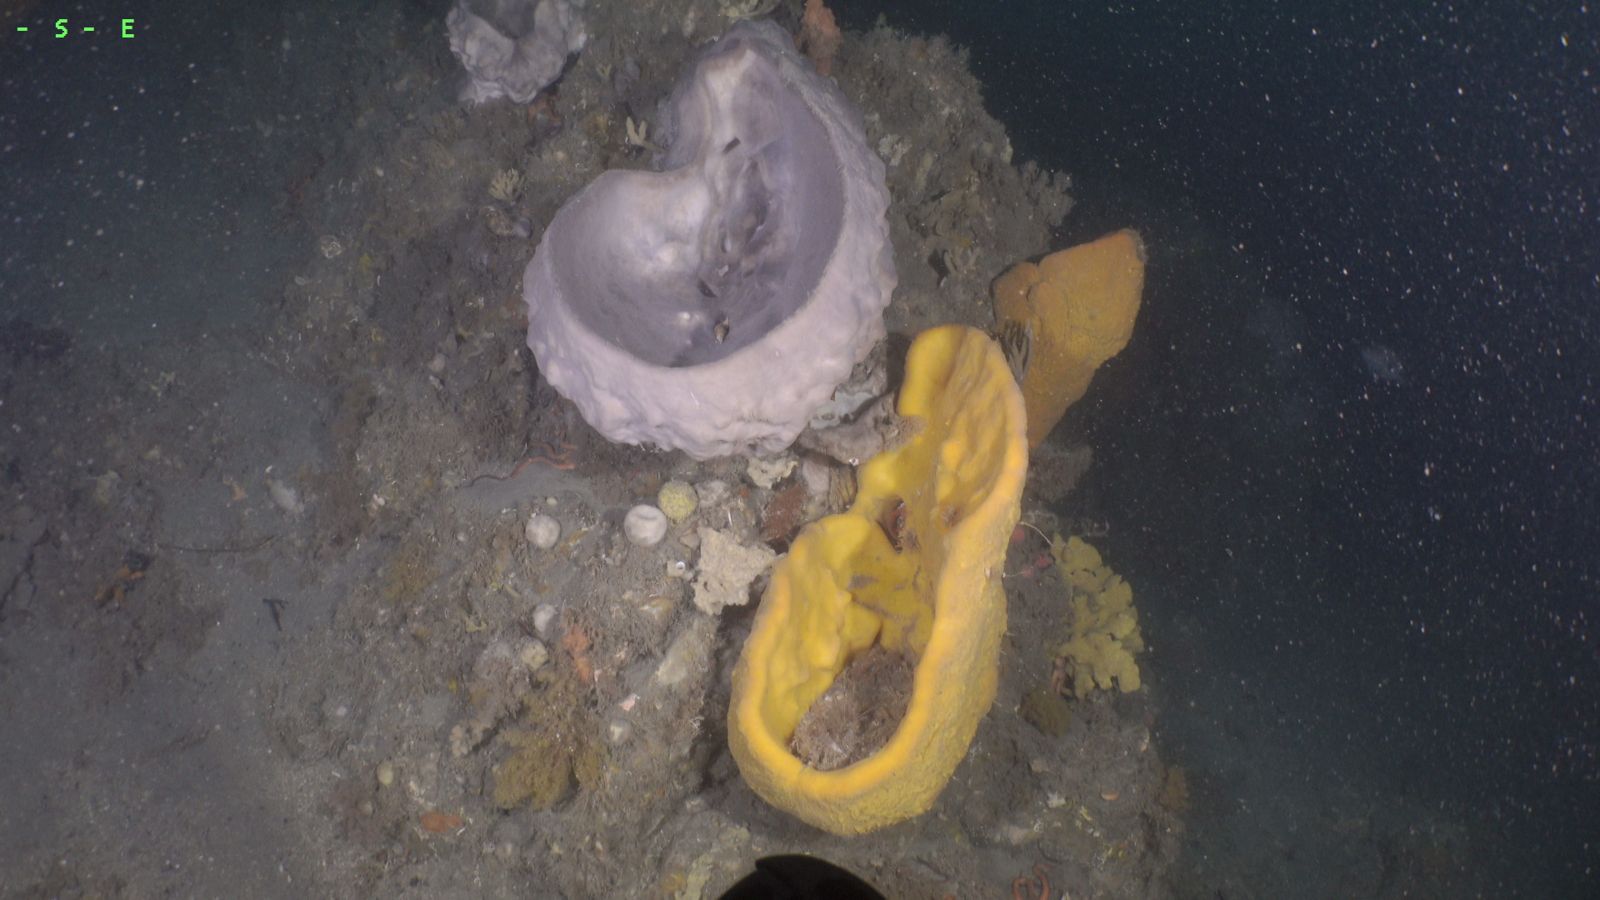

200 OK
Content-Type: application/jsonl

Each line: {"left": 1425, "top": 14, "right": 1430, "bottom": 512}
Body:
{"left": 268, "top": 478, "right": 305, "bottom": 516}
{"left": 524, "top": 512, "right": 561, "bottom": 550}
{"left": 607, "top": 719, "right": 633, "bottom": 745}
{"left": 533, "top": 602, "right": 559, "bottom": 638}
{"left": 624, "top": 504, "right": 669, "bottom": 547}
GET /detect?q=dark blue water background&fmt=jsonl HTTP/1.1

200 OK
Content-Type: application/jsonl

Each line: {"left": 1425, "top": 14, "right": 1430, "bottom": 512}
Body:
{"left": 841, "top": 0, "right": 1600, "bottom": 892}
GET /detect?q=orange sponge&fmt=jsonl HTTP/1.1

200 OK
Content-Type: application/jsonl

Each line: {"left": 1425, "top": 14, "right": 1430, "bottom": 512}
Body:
{"left": 993, "top": 229, "right": 1145, "bottom": 446}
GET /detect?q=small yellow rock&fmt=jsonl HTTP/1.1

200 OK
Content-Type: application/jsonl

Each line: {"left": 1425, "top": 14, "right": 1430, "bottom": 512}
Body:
{"left": 657, "top": 480, "right": 699, "bottom": 523}
{"left": 376, "top": 761, "right": 396, "bottom": 788}
{"left": 993, "top": 230, "right": 1145, "bottom": 446}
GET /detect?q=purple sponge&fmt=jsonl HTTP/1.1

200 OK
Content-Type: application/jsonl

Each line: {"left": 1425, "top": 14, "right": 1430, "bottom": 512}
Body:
{"left": 523, "top": 21, "right": 895, "bottom": 459}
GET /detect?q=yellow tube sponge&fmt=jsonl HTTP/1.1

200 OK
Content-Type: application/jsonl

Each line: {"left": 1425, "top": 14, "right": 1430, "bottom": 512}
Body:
{"left": 728, "top": 325, "right": 1028, "bottom": 834}
{"left": 993, "top": 229, "right": 1146, "bottom": 446}
{"left": 1051, "top": 535, "right": 1144, "bottom": 698}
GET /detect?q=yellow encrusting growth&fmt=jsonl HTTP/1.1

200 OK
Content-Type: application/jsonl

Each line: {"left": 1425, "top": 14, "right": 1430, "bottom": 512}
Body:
{"left": 1052, "top": 535, "right": 1144, "bottom": 698}
{"left": 993, "top": 229, "right": 1146, "bottom": 446}
{"left": 727, "top": 325, "right": 1028, "bottom": 835}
